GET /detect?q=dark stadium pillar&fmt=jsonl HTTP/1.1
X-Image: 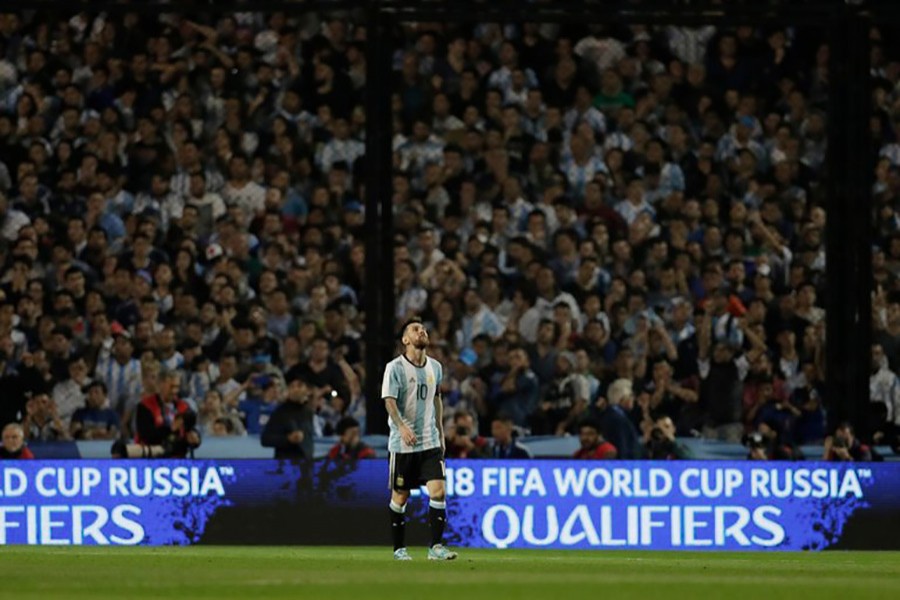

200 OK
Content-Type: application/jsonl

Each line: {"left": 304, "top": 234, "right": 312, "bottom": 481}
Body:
{"left": 825, "top": 8, "right": 872, "bottom": 434}
{"left": 363, "top": 5, "right": 394, "bottom": 435}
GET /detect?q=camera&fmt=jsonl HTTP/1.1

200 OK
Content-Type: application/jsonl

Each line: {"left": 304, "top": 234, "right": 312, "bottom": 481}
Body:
{"left": 180, "top": 411, "right": 198, "bottom": 433}
{"left": 650, "top": 427, "right": 666, "bottom": 442}
{"left": 742, "top": 431, "right": 766, "bottom": 449}
{"left": 455, "top": 426, "right": 470, "bottom": 438}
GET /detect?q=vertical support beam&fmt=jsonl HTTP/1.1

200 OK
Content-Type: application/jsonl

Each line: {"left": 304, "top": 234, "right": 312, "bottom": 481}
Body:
{"left": 847, "top": 10, "right": 873, "bottom": 435}
{"left": 364, "top": 3, "right": 395, "bottom": 435}
{"left": 825, "top": 7, "right": 872, "bottom": 434}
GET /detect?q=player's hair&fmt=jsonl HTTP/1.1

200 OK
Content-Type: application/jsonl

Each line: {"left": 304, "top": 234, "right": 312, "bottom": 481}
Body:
{"left": 398, "top": 317, "right": 423, "bottom": 341}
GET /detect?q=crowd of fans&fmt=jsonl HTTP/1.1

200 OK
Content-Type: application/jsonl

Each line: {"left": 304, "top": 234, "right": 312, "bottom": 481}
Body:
{"left": 0, "top": 8, "right": 897, "bottom": 462}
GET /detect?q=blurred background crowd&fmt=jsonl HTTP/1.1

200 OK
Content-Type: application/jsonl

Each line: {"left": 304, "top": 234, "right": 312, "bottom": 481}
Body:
{"left": 0, "top": 5, "right": 897, "bottom": 462}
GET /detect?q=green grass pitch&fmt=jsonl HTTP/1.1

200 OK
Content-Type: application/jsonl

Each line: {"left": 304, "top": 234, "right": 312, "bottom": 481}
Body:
{"left": 3, "top": 546, "right": 899, "bottom": 600}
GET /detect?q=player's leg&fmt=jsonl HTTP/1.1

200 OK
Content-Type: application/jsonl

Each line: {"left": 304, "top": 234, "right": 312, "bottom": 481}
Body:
{"left": 425, "top": 478, "right": 448, "bottom": 546}
{"left": 389, "top": 452, "right": 412, "bottom": 560}
{"left": 423, "top": 450, "right": 457, "bottom": 560}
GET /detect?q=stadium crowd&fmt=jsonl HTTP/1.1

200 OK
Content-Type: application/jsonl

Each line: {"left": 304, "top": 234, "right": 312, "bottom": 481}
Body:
{"left": 0, "top": 8, "right": 898, "bottom": 462}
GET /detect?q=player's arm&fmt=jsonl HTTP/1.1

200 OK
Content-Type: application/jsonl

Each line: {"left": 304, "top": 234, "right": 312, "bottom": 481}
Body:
{"left": 434, "top": 393, "right": 445, "bottom": 455}
{"left": 385, "top": 397, "right": 417, "bottom": 446}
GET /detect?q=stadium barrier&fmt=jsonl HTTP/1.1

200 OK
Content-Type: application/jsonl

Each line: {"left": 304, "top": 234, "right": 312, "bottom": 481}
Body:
{"left": 1, "top": 460, "right": 898, "bottom": 550}
{"left": 27, "top": 435, "right": 899, "bottom": 461}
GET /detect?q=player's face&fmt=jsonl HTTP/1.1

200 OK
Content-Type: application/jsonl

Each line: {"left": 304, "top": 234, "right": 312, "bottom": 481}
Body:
{"left": 404, "top": 323, "right": 429, "bottom": 349}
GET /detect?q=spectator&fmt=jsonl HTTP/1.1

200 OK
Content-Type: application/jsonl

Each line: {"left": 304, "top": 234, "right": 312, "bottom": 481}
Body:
{"left": 51, "top": 354, "right": 92, "bottom": 427}
{"left": 261, "top": 373, "right": 315, "bottom": 460}
{"left": 70, "top": 380, "right": 119, "bottom": 440}
{"left": 22, "top": 393, "right": 68, "bottom": 441}
{"left": 445, "top": 409, "right": 489, "bottom": 459}
{"left": 641, "top": 359, "right": 699, "bottom": 435}
{"left": 327, "top": 416, "right": 376, "bottom": 460}
{"left": 645, "top": 415, "right": 693, "bottom": 460}
{"left": 0, "top": 191, "right": 30, "bottom": 242}
{"left": 870, "top": 343, "right": 900, "bottom": 442}
{"left": 487, "top": 345, "right": 539, "bottom": 429}
{"left": 238, "top": 376, "right": 281, "bottom": 436}
{"left": 531, "top": 351, "right": 589, "bottom": 435}
{"left": 790, "top": 361, "right": 826, "bottom": 444}
{"left": 197, "top": 389, "right": 246, "bottom": 438}
{"left": 823, "top": 423, "right": 872, "bottom": 462}
{"left": 698, "top": 311, "right": 749, "bottom": 443}
{"left": 489, "top": 414, "right": 532, "bottom": 459}
{"left": 0, "top": 350, "right": 32, "bottom": 428}
{"left": 134, "top": 368, "right": 200, "bottom": 458}
{"left": 744, "top": 420, "right": 802, "bottom": 461}
{"left": 94, "top": 329, "right": 142, "bottom": 416}
{"left": 458, "top": 287, "right": 504, "bottom": 350}
{"left": 597, "top": 378, "right": 644, "bottom": 460}
{"left": 286, "top": 335, "right": 349, "bottom": 402}
{"left": 0, "top": 423, "right": 33, "bottom": 459}
{"left": 0, "top": 10, "right": 888, "bottom": 463}
{"left": 573, "top": 419, "right": 617, "bottom": 459}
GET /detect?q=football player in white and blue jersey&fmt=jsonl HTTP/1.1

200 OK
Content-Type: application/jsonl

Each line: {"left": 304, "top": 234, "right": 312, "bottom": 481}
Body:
{"left": 382, "top": 317, "right": 457, "bottom": 561}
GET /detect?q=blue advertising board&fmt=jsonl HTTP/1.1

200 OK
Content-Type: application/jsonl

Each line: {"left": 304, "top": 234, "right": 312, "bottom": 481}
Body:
{"left": 0, "top": 460, "right": 897, "bottom": 550}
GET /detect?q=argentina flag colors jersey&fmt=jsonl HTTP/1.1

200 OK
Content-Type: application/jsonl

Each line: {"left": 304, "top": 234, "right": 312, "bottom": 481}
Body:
{"left": 381, "top": 355, "right": 443, "bottom": 454}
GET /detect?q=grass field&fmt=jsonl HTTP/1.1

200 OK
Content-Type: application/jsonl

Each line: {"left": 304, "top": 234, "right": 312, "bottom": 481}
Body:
{"left": 2, "top": 546, "right": 899, "bottom": 600}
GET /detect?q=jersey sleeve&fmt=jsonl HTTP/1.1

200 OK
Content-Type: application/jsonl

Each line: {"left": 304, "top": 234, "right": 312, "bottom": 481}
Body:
{"left": 381, "top": 361, "right": 402, "bottom": 399}
{"left": 435, "top": 360, "right": 443, "bottom": 390}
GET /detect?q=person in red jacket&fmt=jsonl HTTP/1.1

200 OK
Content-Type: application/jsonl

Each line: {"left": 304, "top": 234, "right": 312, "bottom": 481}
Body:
{"left": 132, "top": 368, "right": 201, "bottom": 458}
{"left": 0, "top": 423, "right": 35, "bottom": 459}
{"left": 573, "top": 419, "right": 617, "bottom": 459}
{"left": 327, "top": 417, "right": 376, "bottom": 460}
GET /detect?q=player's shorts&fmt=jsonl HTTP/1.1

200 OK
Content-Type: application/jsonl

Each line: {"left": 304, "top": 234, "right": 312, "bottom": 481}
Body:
{"left": 388, "top": 448, "right": 445, "bottom": 491}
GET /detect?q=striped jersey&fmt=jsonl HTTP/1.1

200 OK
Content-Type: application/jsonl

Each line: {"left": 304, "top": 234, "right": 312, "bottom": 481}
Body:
{"left": 381, "top": 354, "right": 443, "bottom": 454}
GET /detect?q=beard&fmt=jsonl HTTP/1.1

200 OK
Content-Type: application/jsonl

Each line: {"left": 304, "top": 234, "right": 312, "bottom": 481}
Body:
{"left": 412, "top": 337, "right": 428, "bottom": 350}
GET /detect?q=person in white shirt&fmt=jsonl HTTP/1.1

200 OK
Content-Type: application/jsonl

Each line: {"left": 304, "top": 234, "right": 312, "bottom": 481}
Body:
{"left": 186, "top": 172, "right": 227, "bottom": 239}
{"left": 316, "top": 117, "right": 365, "bottom": 174}
{"left": 221, "top": 154, "right": 266, "bottom": 221}
{"left": 94, "top": 331, "right": 143, "bottom": 416}
{"left": 52, "top": 355, "right": 92, "bottom": 427}
{"left": 457, "top": 288, "right": 504, "bottom": 350}
{"left": 0, "top": 191, "right": 30, "bottom": 242}
{"left": 871, "top": 343, "right": 900, "bottom": 429}
{"left": 615, "top": 178, "right": 656, "bottom": 225}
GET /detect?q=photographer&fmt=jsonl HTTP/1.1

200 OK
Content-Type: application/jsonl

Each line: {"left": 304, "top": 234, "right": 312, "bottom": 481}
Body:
{"left": 645, "top": 415, "right": 692, "bottom": 460}
{"left": 326, "top": 417, "right": 376, "bottom": 460}
{"left": 744, "top": 420, "right": 801, "bottom": 461}
{"left": 823, "top": 422, "right": 872, "bottom": 462}
{"left": 445, "top": 410, "right": 488, "bottom": 459}
{"left": 128, "top": 368, "right": 201, "bottom": 458}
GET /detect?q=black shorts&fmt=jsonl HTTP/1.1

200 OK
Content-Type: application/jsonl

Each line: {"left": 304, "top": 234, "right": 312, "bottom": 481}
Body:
{"left": 389, "top": 448, "right": 445, "bottom": 491}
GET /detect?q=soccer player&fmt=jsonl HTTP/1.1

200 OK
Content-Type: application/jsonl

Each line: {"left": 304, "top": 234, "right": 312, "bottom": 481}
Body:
{"left": 382, "top": 317, "right": 458, "bottom": 561}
